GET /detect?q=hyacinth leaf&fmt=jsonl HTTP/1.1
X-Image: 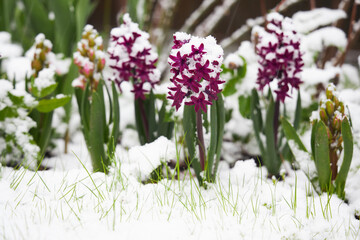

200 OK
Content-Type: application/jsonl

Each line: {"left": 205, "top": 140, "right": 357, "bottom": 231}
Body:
{"left": 48, "top": 0, "right": 74, "bottom": 55}
{"left": 96, "top": 81, "right": 109, "bottom": 145}
{"left": 107, "top": 82, "right": 120, "bottom": 157}
{"left": 75, "top": 85, "right": 90, "bottom": 143}
{"left": 335, "top": 117, "right": 353, "bottom": 199}
{"left": 183, "top": 105, "right": 202, "bottom": 183}
{"left": 238, "top": 95, "right": 251, "bottom": 119}
{"left": 36, "top": 95, "right": 71, "bottom": 113}
{"left": 293, "top": 90, "right": 302, "bottom": 130}
{"left": 250, "top": 89, "right": 265, "bottom": 158}
{"left": 157, "top": 99, "right": 174, "bottom": 140}
{"left": 207, "top": 96, "right": 218, "bottom": 181}
{"left": 22, "top": 0, "right": 53, "bottom": 40}
{"left": 37, "top": 112, "right": 53, "bottom": 159}
{"left": 127, "top": 0, "right": 139, "bottom": 24}
{"left": 134, "top": 99, "right": 147, "bottom": 145}
{"left": 314, "top": 121, "right": 331, "bottom": 191}
{"left": 264, "top": 93, "right": 281, "bottom": 176}
{"left": 281, "top": 117, "right": 308, "bottom": 153}
{"left": 0, "top": 0, "right": 15, "bottom": 31}
{"left": 145, "top": 91, "right": 156, "bottom": 142}
{"left": 75, "top": 0, "right": 96, "bottom": 42}
{"left": 212, "top": 93, "right": 225, "bottom": 180}
{"left": 310, "top": 120, "right": 317, "bottom": 160}
{"left": 88, "top": 89, "right": 107, "bottom": 173}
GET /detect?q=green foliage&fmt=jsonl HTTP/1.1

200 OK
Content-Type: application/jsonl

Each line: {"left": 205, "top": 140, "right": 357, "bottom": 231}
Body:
{"left": 135, "top": 92, "right": 174, "bottom": 145}
{"left": 222, "top": 56, "right": 247, "bottom": 97}
{"left": 0, "top": 0, "right": 96, "bottom": 54}
{"left": 282, "top": 104, "right": 353, "bottom": 199}
{"left": 183, "top": 93, "right": 225, "bottom": 185}
{"left": 75, "top": 80, "right": 120, "bottom": 173}
{"left": 250, "top": 89, "right": 302, "bottom": 177}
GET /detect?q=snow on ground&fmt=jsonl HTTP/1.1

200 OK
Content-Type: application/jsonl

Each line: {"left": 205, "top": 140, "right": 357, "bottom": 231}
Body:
{"left": 1, "top": 117, "right": 360, "bottom": 239}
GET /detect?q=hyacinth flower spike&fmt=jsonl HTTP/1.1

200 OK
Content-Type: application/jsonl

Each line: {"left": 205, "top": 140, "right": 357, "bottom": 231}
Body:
{"left": 108, "top": 13, "right": 174, "bottom": 145}
{"left": 73, "top": 25, "right": 120, "bottom": 173}
{"left": 26, "top": 33, "right": 71, "bottom": 161}
{"left": 252, "top": 12, "right": 304, "bottom": 177}
{"left": 282, "top": 84, "right": 353, "bottom": 199}
{"left": 168, "top": 32, "right": 225, "bottom": 185}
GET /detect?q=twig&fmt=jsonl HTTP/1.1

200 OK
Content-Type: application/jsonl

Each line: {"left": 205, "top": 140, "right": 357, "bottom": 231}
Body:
{"left": 310, "top": 0, "right": 316, "bottom": 10}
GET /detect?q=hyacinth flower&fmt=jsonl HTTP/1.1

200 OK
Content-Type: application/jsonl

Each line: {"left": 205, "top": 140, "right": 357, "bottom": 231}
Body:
{"left": 168, "top": 32, "right": 225, "bottom": 184}
{"left": 73, "top": 25, "right": 120, "bottom": 173}
{"left": 108, "top": 13, "right": 173, "bottom": 145}
{"left": 251, "top": 12, "right": 304, "bottom": 177}
{"left": 26, "top": 33, "right": 71, "bottom": 161}
{"left": 282, "top": 84, "right": 353, "bottom": 199}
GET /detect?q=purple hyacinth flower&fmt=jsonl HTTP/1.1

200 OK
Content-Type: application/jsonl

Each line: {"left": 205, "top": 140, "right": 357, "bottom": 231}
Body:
{"left": 168, "top": 32, "right": 224, "bottom": 112}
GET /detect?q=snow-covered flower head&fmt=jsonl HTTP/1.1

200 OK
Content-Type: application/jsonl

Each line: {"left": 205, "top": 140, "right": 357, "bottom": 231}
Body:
{"left": 108, "top": 13, "right": 160, "bottom": 100}
{"left": 73, "top": 25, "right": 105, "bottom": 91}
{"left": 256, "top": 12, "right": 304, "bottom": 102}
{"left": 30, "top": 33, "right": 53, "bottom": 77}
{"left": 167, "top": 32, "right": 224, "bottom": 112}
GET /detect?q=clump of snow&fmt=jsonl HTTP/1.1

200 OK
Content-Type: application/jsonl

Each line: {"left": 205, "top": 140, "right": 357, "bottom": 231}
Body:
{"left": 1, "top": 57, "right": 31, "bottom": 82}
{"left": 0, "top": 31, "right": 23, "bottom": 58}
{"left": 223, "top": 53, "right": 243, "bottom": 69}
{"left": 126, "top": 136, "right": 176, "bottom": 181}
{"left": 292, "top": 8, "right": 346, "bottom": 34}
{"left": 33, "top": 68, "right": 56, "bottom": 91}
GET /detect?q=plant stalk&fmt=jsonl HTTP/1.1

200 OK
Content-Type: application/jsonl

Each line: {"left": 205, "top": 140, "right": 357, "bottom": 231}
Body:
{"left": 196, "top": 110, "right": 206, "bottom": 170}
{"left": 330, "top": 148, "right": 338, "bottom": 180}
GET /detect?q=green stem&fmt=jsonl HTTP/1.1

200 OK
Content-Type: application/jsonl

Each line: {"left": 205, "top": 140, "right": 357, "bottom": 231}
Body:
{"left": 196, "top": 110, "right": 206, "bottom": 171}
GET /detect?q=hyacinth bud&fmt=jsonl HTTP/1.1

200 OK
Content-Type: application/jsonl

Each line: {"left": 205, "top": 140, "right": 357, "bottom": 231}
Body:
{"left": 319, "top": 108, "right": 328, "bottom": 123}
{"left": 332, "top": 116, "right": 341, "bottom": 131}
{"left": 334, "top": 97, "right": 340, "bottom": 108}
{"left": 31, "top": 59, "right": 42, "bottom": 72}
{"left": 326, "top": 87, "right": 333, "bottom": 100}
{"left": 339, "top": 102, "right": 344, "bottom": 114}
{"left": 337, "top": 136, "right": 343, "bottom": 148}
{"left": 39, "top": 51, "right": 46, "bottom": 62}
{"left": 326, "top": 127, "right": 333, "bottom": 140}
{"left": 325, "top": 101, "right": 334, "bottom": 116}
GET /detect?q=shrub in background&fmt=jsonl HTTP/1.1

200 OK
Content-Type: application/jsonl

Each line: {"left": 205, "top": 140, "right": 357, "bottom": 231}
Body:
{"left": 168, "top": 32, "right": 225, "bottom": 185}
{"left": 0, "top": 79, "right": 39, "bottom": 168}
{"left": 73, "top": 25, "right": 120, "bottom": 173}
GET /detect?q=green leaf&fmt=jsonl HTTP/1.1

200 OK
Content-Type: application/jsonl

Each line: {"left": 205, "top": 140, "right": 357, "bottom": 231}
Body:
{"left": 88, "top": 89, "right": 107, "bottom": 172}
{"left": 145, "top": 91, "right": 156, "bottom": 142}
{"left": 75, "top": 0, "right": 97, "bottom": 42}
{"left": 264, "top": 94, "right": 281, "bottom": 176}
{"left": 222, "top": 76, "right": 239, "bottom": 97}
{"left": 335, "top": 117, "right": 353, "bottom": 199}
{"left": 250, "top": 89, "right": 266, "bottom": 159}
{"left": 281, "top": 117, "right": 308, "bottom": 153}
{"left": 183, "top": 105, "right": 202, "bottom": 183}
{"left": 36, "top": 95, "right": 71, "bottom": 113}
{"left": 207, "top": 96, "right": 218, "bottom": 181}
{"left": 134, "top": 98, "right": 147, "bottom": 145}
{"left": 0, "top": 107, "right": 18, "bottom": 121}
{"left": 314, "top": 121, "right": 331, "bottom": 192}
{"left": 107, "top": 82, "right": 120, "bottom": 157}
{"left": 8, "top": 92, "right": 24, "bottom": 106}
{"left": 32, "top": 82, "right": 58, "bottom": 98}
{"left": 293, "top": 90, "right": 302, "bottom": 130}
{"left": 237, "top": 56, "right": 247, "bottom": 79}
{"left": 238, "top": 95, "right": 251, "bottom": 119}
{"left": 212, "top": 93, "right": 225, "bottom": 180}
{"left": 22, "top": 0, "right": 53, "bottom": 40}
